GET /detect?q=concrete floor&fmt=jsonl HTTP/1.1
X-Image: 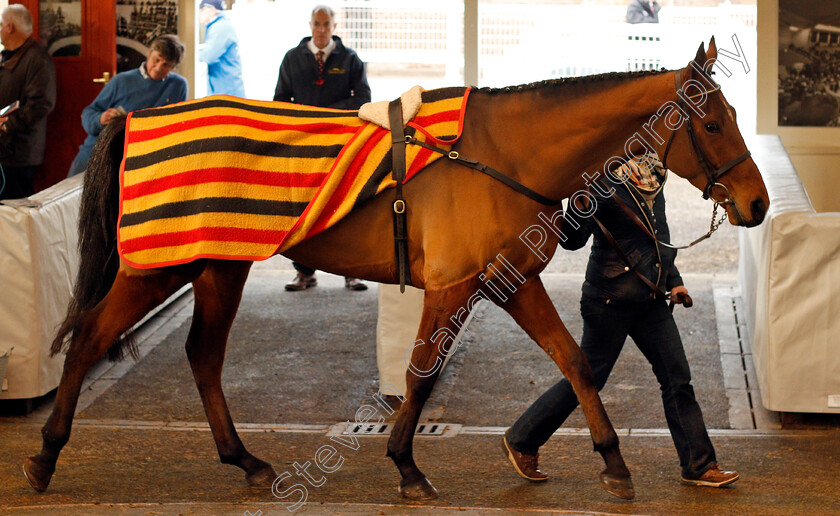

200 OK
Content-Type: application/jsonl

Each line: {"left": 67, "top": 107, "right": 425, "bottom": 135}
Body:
{"left": 2, "top": 179, "right": 839, "bottom": 515}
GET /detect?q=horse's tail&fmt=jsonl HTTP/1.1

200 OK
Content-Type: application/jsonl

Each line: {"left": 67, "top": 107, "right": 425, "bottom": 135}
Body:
{"left": 51, "top": 115, "right": 137, "bottom": 361}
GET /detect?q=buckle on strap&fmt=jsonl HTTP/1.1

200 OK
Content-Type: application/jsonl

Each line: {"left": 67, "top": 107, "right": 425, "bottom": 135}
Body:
{"left": 393, "top": 199, "right": 406, "bottom": 214}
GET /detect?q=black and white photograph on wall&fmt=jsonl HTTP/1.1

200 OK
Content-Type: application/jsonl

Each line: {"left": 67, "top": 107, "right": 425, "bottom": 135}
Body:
{"left": 778, "top": 0, "right": 840, "bottom": 126}
{"left": 116, "top": 0, "right": 179, "bottom": 73}
{"left": 39, "top": 0, "right": 82, "bottom": 57}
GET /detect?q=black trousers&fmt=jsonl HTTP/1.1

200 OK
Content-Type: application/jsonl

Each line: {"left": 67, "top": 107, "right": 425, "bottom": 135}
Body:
{"left": 292, "top": 262, "right": 317, "bottom": 276}
{"left": 0, "top": 165, "right": 37, "bottom": 200}
{"left": 508, "top": 295, "right": 716, "bottom": 479}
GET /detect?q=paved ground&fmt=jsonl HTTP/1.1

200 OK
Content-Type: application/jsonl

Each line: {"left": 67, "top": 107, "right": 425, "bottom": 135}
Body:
{"left": 2, "top": 176, "right": 839, "bottom": 515}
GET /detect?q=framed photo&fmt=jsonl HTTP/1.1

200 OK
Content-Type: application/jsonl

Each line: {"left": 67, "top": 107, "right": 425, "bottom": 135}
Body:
{"left": 116, "top": 0, "right": 179, "bottom": 73}
{"left": 757, "top": 0, "right": 840, "bottom": 148}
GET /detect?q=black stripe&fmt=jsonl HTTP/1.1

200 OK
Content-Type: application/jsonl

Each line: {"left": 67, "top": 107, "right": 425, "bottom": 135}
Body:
{"left": 124, "top": 136, "right": 344, "bottom": 171}
{"left": 421, "top": 87, "right": 467, "bottom": 104}
{"left": 353, "top": 126, "right": 418, "bottom": 209}
{"left": 353, "top": 148, "right": 393, "bottom": 210}
{"left": 132, "top": 98, "right": 358, "bottom": 119}
{"left": 120, "top": 197, "right": 308, "bottom": 228}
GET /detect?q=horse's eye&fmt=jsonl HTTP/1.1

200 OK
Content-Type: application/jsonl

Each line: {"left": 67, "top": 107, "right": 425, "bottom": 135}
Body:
{"left": 704, "top": 122, "right": 721, "bottom": 133}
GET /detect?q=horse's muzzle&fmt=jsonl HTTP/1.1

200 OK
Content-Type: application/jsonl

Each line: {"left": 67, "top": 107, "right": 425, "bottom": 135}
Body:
{"left": 739, "top": 196, "right": 766, "bottom": 228}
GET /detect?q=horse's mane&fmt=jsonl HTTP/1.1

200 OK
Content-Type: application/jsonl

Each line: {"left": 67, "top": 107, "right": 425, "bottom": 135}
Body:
{"left": 475, "top": 68, "right": 671, "bottom": 96}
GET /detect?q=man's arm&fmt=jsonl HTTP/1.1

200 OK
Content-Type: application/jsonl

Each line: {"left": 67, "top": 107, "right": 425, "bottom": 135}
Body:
{"left": 173, "top": 77, "right": 188, "bottom": 104}
{"left": 273, "top": 54, "right": 294, "bottom": 102}
{"left": 558, "top": 197, "right": 596, "bottom": 251}
{"left": 327, "top": 53, "right": 370, "bottom": 110}
{"left": 199, "top": 22, "right": 231, "bottom": 65}
{"left": 80, "top": 79, "right": 118, "bottom": 137}
{"left": 1, "top": 51, "right": 55, "bottom": 137}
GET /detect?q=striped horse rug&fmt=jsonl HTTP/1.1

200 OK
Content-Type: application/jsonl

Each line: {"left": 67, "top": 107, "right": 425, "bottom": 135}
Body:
{"left": 117, "top": 87, "right": 469, "bottom": 268}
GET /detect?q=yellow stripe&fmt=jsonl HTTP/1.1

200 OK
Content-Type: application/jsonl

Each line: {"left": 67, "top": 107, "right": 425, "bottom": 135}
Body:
{"left": 123, "top": 240, "right": 279, "bottom": 265}
{"left": 322, "top": 133, "right": 393, "bottom": 228}
{"left": 129, "top": 99, "right": 362, "bottom": 131}
{"left": 122, "top": 152, "right": 336, "bottom": 187}
{"left": 126, "top": 121, "right": 356, "bottom": 157}
{"left": 122, "top": 182, "right": 320, "bottom": 214}
{"left": 120, "top": 212, "right": 298, "bottom": 242}
{"left": 278, "top": 123, "right": 382, "bottom": 249}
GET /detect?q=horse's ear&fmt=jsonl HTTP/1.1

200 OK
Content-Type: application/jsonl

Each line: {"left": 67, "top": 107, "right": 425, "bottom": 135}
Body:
{"left": 693, "top": 42, "right": 707, "bottom": 66}
{"left": 707, "top": 36, "right": 718, "bottom": 61}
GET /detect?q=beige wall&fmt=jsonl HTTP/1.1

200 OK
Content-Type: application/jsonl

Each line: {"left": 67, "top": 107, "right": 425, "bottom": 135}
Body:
{"left": 788, "top": 152, "right": 840, "bottom": 212}
{"left": 178, "top": 0, "right": 198, "bottom": 100}
{"left": 757, "top": 1, "right": 840, "bottom": 213}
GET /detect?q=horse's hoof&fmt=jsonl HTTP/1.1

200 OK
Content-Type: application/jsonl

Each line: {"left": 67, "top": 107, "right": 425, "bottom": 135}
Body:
{"left": 246, "top": 465, "right": 278, "bottom": 489}
{"left": 399, "top": 476, "right": 439, "bottom": 500}
{"left": 599, "top": 472, "right": 635, "bottom": 500}
{"left": 23, "top": 457, "right": 54, "bottom": 493}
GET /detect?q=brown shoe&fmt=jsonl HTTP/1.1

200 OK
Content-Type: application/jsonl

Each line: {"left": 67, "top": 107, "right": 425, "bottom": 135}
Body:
{"left": 681, "top": 464, "right": 740, "bottom": 487}
{"left": 344, "top": 277, "right": 368, "bottom": 291}
{"left": 285, "top": 272, "right": 317, "bottom": 291}
{"left": 501, "top": 433, "right": 547, "bottom": 482}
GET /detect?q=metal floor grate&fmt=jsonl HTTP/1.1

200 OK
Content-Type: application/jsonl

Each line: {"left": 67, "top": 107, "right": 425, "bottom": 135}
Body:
{"left": 338, "top": 422, "right": 450, "bottom": 436}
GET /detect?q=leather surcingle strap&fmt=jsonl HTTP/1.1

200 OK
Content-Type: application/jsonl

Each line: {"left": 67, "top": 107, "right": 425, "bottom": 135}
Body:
{"left": 388, "top": 99, "right": 412, "bottom": 292}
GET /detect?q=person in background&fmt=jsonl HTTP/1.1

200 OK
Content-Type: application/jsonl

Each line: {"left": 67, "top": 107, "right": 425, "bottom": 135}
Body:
{"left": 501, "top": 156, "right": 739, "bottom": 490}
{"left": 198, "top": 0, "right": 245, "bottom": 97}
{"left": 274, "top": 4, "right": 371, "bottom": 291}
{"left": 626, "top": 0, "right": 661, "bottom": 24}
{"left": 67, "top": 35, "right": 187, "bottom": 177}
{"left": 0, "top": 4, "right": 56, "bottom": 200}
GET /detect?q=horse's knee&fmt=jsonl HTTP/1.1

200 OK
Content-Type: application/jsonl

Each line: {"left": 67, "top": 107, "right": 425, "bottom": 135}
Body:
{"left": 404, "top": 375, "right": 436, "bottom": 405}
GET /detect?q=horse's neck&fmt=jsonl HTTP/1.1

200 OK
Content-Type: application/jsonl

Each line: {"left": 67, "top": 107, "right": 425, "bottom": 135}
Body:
{"left": 468, "top": 73, "right": 676, "bottom": 201}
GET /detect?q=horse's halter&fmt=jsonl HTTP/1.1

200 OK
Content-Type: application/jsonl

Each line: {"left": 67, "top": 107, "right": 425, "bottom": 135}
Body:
{"left": 659, "top": 67, "right": 752, "bottom": 204}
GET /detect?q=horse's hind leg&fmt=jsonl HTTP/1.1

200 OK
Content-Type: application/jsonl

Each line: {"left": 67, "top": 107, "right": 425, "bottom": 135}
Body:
{"left": 499, "top": 276, "right": 634, "bottom": 500}
{"left": 25, "top": 265, "right": 199, "bottom": 492}
{"left": 387, "top": 281, "right": 476, "bottom": 500}
{"left": 184, "top": 260, "right": 276, "bottom": 488}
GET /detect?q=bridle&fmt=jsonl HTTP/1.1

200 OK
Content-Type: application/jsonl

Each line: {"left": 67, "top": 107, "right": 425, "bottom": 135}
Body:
{"left": 659, "top": 67, "right": 752, "bottom": 204}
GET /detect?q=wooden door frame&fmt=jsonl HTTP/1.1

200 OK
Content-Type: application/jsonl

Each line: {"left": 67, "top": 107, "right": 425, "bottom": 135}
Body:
{"left": 21, "top": 0, "right": 115, "bottom": 73}
{"left": 20, "top": 0, "right": 115, "bottom": 190}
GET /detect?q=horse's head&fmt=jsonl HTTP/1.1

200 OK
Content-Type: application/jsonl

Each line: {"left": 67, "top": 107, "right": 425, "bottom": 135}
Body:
{"left": 656, "top": 38, "right": 769, "bottom": 227}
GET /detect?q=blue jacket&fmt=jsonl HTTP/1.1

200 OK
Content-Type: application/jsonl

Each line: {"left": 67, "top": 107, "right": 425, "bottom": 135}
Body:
{"left": 67, "top": 65, "right": 187, "bottom": 176}
{"left": 561, "top": 176, "right": 683, "bottom": 303}
{"left": 273, "top": 36, "right": 370, "bottom": 109}
{"left": 199, "top": 13, "right": 245, "bottom": 97}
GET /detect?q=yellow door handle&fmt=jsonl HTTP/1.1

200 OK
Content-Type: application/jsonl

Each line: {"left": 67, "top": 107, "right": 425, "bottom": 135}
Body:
{"left": 93, "top": 72, "right": 111, "bottom": 84}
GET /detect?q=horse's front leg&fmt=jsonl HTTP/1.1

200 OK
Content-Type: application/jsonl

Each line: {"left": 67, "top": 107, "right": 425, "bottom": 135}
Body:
{"left": 184, "top": 260, "right": 277, "bottom": 488}
{"left": 386, "top": 280, "right": 477, "bottom": 500}
{"left": 498, "top": 276, "right": 634, "bottom": 500}
{"left": 25, "top": 267, "right": 196, "bottom": 492}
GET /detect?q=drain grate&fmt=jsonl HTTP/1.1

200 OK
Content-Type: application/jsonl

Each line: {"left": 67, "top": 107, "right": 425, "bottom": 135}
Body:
{"left": 339, "top": 422, "right": 451, "bottom": 436}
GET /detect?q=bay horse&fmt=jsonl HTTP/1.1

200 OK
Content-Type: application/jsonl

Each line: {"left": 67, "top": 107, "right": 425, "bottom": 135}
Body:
{"left": 25, "top": 39, "right": 767, "bottom": 501}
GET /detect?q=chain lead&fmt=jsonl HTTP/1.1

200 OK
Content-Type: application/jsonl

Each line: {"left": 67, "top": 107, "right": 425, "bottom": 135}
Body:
{"left": 658, "top": 201, "right": 728, "bottom": 250}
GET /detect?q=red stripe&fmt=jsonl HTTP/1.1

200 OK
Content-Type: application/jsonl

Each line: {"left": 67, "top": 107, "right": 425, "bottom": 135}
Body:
{"left": 123, "top": 167, "right": 328, "bottom": 200}
{"left": 126, "top": 115, "right": 359, "bottom": 144}
{"left": 120, "top": 226, "right": 289, "bottom": 255}
{"left": 307, "top": 128, "right": 389, "bottom": 236}
{"left": 411, "top": 109, "right": 459, "bottom": 131}
{"left": 406, "top": 146, "right": 436, "bottom": 181}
